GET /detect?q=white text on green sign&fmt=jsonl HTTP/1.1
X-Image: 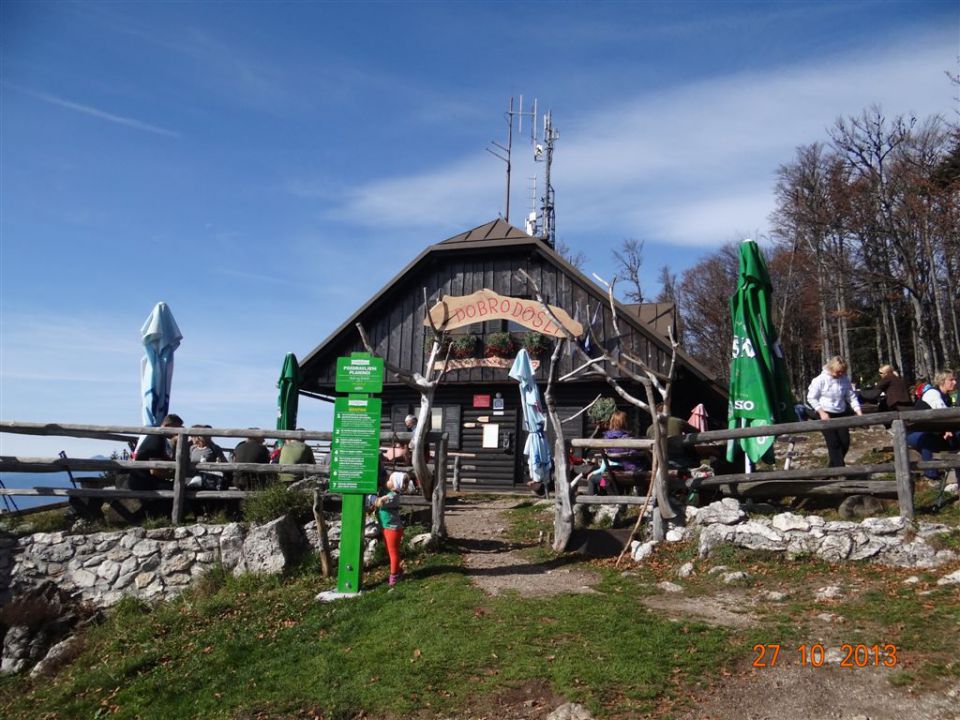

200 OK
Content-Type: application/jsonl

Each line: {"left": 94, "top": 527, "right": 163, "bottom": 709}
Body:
{"left": 330, "top": 396, "right": 382, "bottom": 494}
{"left": 335, "top": 353, "right": 384, "bottom": 394}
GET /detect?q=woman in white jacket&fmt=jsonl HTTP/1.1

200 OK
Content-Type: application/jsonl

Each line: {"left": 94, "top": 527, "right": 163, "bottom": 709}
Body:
{"left": 806, "top": 356, "right": 863, "bottom": 467}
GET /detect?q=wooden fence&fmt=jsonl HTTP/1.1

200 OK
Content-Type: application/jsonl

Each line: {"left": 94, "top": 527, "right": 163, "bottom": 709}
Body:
{"left": 0, "top": 422, "right": 449, "bottom": 536}
{"left": 566, "top": 407, "right": 960, "bottom": 526}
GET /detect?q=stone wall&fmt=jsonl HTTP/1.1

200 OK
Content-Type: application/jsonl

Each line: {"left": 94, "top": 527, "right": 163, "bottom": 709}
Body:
{"left": 0, "top": 516, "right": 323, "bottom": 609}
{"left": 630, "top": 498, "right": 959, "bottom": 568}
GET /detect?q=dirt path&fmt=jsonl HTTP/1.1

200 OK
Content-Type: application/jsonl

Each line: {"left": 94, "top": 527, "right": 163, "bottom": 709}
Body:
{"left": 443, "top": 496, "right": 600, "bottom": 597}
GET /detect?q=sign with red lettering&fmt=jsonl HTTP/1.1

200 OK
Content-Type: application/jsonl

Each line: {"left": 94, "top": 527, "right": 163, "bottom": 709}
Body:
{"left": 473, "top": 394, "right": 491, "bottom": 408}
{"left": 424, "top": 289, "right": 583, "bottom": 338}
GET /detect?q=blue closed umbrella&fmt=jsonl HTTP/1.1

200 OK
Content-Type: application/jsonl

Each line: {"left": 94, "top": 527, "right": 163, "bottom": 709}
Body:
{"left": 140, "top": 302, "right": 183, "bottom": 427}
{"left": 508, "top": 349, "right": 552, "bottom": 486}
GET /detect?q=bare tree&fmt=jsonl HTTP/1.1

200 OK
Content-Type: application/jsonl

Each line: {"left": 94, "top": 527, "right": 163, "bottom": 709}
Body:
{"left": 356, "top": 290, "right": 452, "bottom": 536}
{"left": 517, "top": 269, "right": 680, "bottom": 551}
{"left": 612, "top": 238, "right": 645, "bottom": 303}
{"left": 555, "top": 238, "right": 588, "bottom": 269}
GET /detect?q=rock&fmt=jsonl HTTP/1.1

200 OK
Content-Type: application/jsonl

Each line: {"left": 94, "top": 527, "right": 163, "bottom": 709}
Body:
{"left": 859, "top": 516, "right": 907, "bottom": 535}
{"left": 1, "top": 626, "right": 32, "bottom": 674}
{"left": 903, "top": 575, "right": 920, "bottom": 585}
{"left": 407, "top": 532, "right": 436, "bottom": 551}
{"left": 631, "top": 540, "right": 658, "bottom": 562}
{"left": 722, "top": 571, "right": 748, "bottom": 584}
{"left": 240, "top": 516, "right": 306, "bottom": 576}
{"left": 937, "top": 569, "right": 960, "bottom": 586}
{"left": 706, "top": 565, "right": 730, "bottom": 575}
{"left": 657, "top": 581, "right": 683, "bottom": 593}
{"left": 363, "top": 538, "right": 379, "bottom": 568}
{"left": 739, "top": 521, "right": 786, "bottom": 551}
{"left": 771, "top": 513, "right": 811, "bottom": 533}
{"left": 131, "top": 539, "right": 161, "bottom": 558}
{"left": 547, "top": 702, "right": 594, "bottom": 720}
{"left": 590, "top": 503, "right": 622, "bottom": 526}
{"left": 838, "top": 495, "right": 885, "bottom": 520}
{"left": 817, "top": 534, "right": 853, "bottom": 562}
{"left": 761, "top": 590, "right": 787, "bottom": 601}
{"left": 95, "top": 560, "right": 120, "bottom": 584}
{"left": 677, "top": 562, "right": 695, "bottom": 578}
{"left": 814, "top": 585, "right": 843, "bottom": 601}
{"left": 665, "top": 527, "right": 687, "bottom": 543}
{"left": 70, "top": 568, "right": 97, "bottom": 588}
{"left": 219, "top": 523, "right": 246, "bottom": 572}
{"left": 30, "top": 635, "right": 79, "bottom": 677}
{"left": 547, "top": 703, "right": 593, "bottom": 720}
{"left": 691, "top": 499, "right": 745, "bottom": 526}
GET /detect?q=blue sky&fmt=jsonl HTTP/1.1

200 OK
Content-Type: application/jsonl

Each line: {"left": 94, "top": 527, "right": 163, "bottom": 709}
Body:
{"left": 1, "top": 0, "right": 957, "bottom": 458}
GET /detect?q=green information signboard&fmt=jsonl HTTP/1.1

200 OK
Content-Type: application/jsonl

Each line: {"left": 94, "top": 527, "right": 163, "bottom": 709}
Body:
{"left": 335, "top": 353, "right": 385, "bottom": 394}
{"left": 330, "top": 396, "right": 382, "bottom": 494}
{"left": 329, "top": 352, "right": 385, "bottom": 596}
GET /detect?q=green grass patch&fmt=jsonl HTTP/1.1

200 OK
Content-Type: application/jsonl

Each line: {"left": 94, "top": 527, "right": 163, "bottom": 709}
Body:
{"left": 0, "top": 551, "right": 737, "bottom": 720}
{"left": 241, "top": 484, "right": 313, "bottom": 525}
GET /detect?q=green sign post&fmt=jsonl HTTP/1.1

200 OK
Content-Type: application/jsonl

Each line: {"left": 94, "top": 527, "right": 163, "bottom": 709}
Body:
{"left": 330, "top": 353, "right": 384, "bottom": 594}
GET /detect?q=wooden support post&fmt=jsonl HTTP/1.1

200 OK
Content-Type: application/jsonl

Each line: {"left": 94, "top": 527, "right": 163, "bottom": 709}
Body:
{"left": 171, "top": 433, "right": 190, "bottom": 524}
{"left": 431, "top": 434, "right": 448, "bottom": 538}
{"left": 553, "top": 438, "right": 575, "bottom": 551}
{"left": 452, "top": 456, "right": 461, "bottom": 492}
{"left": 891, "top": 419, "right": 914, "bottom": 521}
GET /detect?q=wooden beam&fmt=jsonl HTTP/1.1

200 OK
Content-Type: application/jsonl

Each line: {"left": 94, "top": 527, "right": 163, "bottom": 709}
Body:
{"left": 891, "top": 419, "right": 914, "bottom": 521}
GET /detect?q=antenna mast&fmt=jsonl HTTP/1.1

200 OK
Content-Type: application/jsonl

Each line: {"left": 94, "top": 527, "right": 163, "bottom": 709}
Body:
{"left": 536, "top": 110, "right": 559, "bottom": 248}
{"left": 487, "top": 96, "right": 536, "bottom": 224}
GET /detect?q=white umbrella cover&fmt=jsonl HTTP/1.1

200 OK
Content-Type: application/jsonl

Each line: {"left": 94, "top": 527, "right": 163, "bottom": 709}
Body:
{"left": 140, "top": 302, "right": 183, "bottom": 427}
{"left": 508, "top": 349, "right": 552, "bottom": 485}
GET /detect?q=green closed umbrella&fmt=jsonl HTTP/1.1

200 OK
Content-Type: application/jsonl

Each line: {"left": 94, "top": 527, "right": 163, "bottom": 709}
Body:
{"left": 277, "top": 353, "right": 301, "bottom": 440}
{"left": 726, "top": 239, "right": 793, "bottom": 465}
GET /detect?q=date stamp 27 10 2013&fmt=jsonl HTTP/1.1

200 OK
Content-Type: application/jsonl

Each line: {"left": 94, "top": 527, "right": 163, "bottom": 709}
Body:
{"left": 752, "top": 643, "right": 898, "bottom": 669}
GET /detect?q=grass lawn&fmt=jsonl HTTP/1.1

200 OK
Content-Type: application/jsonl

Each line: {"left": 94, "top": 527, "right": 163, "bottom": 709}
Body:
{"left": 1, "top": 493, "right": 958, "bottom": 719}
{"left": 0, "top": 550, "right": 735, "bottom": 720}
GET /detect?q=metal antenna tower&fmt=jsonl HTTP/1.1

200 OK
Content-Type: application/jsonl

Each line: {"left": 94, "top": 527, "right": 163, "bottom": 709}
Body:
{"left": 535, "top": 110, "right": 559, "bottom": 247}
{"left": 487, "top": 96, "right": 536, "bottom": 224}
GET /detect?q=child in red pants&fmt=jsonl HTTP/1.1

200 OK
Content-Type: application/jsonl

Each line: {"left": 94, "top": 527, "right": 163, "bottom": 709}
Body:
{"left": 375, "top": 474, "right": 404, "bottom": 586}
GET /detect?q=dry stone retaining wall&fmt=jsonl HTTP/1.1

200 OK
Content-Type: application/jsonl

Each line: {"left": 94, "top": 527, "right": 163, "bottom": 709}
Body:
{"left": 630, "top": 498, "right": 958, "bottom": 568}
{"left": 0, "top": 516, "right": 337, "bottom": 609}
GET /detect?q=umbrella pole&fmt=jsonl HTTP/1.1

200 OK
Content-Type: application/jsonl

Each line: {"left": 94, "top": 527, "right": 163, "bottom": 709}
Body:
{"left": 741, "top": 419, "right": 752, "bottom": 475}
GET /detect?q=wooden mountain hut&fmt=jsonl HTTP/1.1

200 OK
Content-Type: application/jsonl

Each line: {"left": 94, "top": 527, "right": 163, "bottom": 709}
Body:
{"left": 299, "top": 219, "right": 727, "bottom": 490}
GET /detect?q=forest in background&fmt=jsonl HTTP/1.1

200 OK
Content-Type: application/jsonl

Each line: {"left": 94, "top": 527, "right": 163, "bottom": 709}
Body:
{"left": 642, "top": 105, "right": 959, "bottom": 395}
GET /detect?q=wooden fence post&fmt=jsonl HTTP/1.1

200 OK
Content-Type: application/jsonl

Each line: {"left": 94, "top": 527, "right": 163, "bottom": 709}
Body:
{"left": 431, "top": 434, "right": 448, "bottom": 538}
{"left": 452, "top": 456, "right": 461, "bottom": 492}
{"left": 891, "top": 419, "right": 914, "bottom": 521}
{"left": 171, "top": 432, "right": 190, "bottom": 524}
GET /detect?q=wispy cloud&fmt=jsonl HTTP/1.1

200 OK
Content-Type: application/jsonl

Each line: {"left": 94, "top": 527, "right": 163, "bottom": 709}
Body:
{"left": 2, "top": 82, "right": 181, "bottom": 138}
{"left": 319, "top": 29, "right": 954, "bottom": 247}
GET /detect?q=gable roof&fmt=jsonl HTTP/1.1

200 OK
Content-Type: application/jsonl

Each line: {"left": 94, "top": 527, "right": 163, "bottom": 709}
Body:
{"left": 300, "top": 219, "right": 725, "bottom": 397}
{"left": 438, "top": 218, "right": 534, "bottom": 245}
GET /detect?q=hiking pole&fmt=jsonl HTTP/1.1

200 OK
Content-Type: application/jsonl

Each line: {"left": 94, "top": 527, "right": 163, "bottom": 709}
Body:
{"left": 0, "top": 476, "right": 21, "bottom": 515}
{"left": 615, "top": 455, "right": 657, "bottom": 568}
{"left": 59, "top": 451, "right": 78, "bottom": 488}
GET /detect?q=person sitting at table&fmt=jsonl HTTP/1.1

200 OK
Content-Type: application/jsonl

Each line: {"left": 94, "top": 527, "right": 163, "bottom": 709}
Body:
{"left": 232, "top": 432, "right": 272, "bottom": 489}
{"left": 278, "top": 431, "right": 316, "bottom": 484}
{"left": 877, "top": 364, "right": 912, "bottom": 412}
{"left": 588, "top": 410, "right": 646, "bottom": 495}
{"left": 187, "top": 425, "right": 228, "bottom": 490}
{"left": 907, "top": 369, "right": 959, "bottom": 480}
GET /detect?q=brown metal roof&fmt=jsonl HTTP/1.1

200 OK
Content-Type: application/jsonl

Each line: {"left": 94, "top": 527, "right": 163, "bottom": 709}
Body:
{"left": 437, "top": 218, "right": 532, "bottom": 245}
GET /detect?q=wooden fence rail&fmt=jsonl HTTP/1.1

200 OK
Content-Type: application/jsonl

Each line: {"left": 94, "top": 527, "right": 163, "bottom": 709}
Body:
{"left": 0, "top": 421, "right": 448, "bottom": 532}
{"left": 565, "top": 407, "right": 960, "bottom": 530}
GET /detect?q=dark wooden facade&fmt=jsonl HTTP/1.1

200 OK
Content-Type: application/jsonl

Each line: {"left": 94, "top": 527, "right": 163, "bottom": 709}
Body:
{"left": 300, "top": 220, "right": 727, "bottom": 489}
